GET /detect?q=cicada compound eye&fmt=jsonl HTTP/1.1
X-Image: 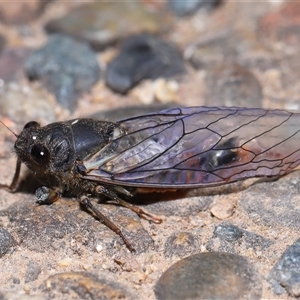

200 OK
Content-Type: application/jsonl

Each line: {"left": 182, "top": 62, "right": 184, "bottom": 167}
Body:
{"left": 24, "top": 121, "right": 40, "bottom": 129}
{"left": 30, "top": 144, "right": 50, "bottom": 165}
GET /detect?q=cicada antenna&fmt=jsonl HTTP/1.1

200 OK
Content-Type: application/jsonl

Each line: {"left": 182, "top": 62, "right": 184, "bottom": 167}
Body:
{"left": 0, "top": 120, "right": 18, "bottom": 138}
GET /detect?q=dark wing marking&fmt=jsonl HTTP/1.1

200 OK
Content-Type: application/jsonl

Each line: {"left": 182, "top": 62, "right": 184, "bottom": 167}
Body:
{"left": 82, "top": 106, "right": 300, "bottom": 188}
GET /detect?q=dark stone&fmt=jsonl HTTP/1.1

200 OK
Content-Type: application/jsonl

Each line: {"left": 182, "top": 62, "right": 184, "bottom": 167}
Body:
{"left": 42, "top": 272, "right": 133, "bottom": 299}
{"left": 269, "top": 237, "right": 300, "bottom": 297}
{"left": 0, "top": 227, "right": 13, "bottom": 258}
{"left": 25, "top": 34, "right": 101, "bottom": 111}
{"left": 164, "top": 232, "right": 199, "bottom": 258}
{"left": 12, "top": 277, "right": 20, "bottom": 284}
{"left": 105, "top": 34, "right": 185, "bottom": 94}
{"left": 155, "top": 252, "right": 262, "bottom": 299}
{"left": 168, "top": 0, "right": 222, "bottom": 16}
{"left": 25, "top": 260, "right": 42, "bottom": 283}
{"left": 204, "top": 63, "right": 263, "bottom": 107}
{"left": 45, "top": 2, "right": 172, "bottom": 50}
{"left": 207, "top": 222, "right": 274, "bottom": 254}
{"left": 214, "top": 223, "right": 243, "bottom": 242}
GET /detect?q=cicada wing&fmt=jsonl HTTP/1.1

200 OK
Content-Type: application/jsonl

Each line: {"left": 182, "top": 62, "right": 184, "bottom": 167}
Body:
{"left": 82, "top": 107, "right": 300, "bottom": 188}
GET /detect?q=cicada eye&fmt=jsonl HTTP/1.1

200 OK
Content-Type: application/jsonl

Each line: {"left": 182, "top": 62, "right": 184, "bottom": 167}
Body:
{"left": 24, "top": 121, "right": 40, "bottom": 129}
{"left": 30, "top": 144, "right": 50, "bottom": 165}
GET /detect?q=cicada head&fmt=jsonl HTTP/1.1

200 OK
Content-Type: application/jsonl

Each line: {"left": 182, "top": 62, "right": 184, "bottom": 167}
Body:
{"left": 15, "top": 121, "right": 74, "bottom": 179}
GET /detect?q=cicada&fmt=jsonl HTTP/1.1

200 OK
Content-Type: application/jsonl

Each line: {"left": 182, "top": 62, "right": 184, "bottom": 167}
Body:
{"left": 1, "top": 106, "right": 299, "bottom": 251}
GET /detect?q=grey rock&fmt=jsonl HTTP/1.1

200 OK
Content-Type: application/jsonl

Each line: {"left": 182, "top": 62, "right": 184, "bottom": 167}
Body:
{"left": 0, "top": 227, "right": 13, "bottom": 258}
{"left": 269, "top": 237, "right": 300, "bottom": 297}
{"left": 105, "top": 34, "right": 185, "bottom": 94}
{"left": 155, "top": 252, "right": 262, "bottom": 299}
{"left": 25, "top": 34, "right": 100, "bottom": 111}
{"left": 25, "top": 259, "right": 42, "bottom": 283}
{"left": 164, "top": 232, "right": 200, "bottom": 258}
{"left": 168, "top": 0, "right": 221, "bottom": 16}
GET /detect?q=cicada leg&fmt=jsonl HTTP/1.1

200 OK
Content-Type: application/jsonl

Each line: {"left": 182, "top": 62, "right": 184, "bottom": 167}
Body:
{"left": 95, "top": 185, "right": 162, "bottom": 224}
{"left": 0, "top": 158, "right": 22, "bottom": 192}
{"left": 80, "top": 195, "right": 135, "bottom": 252}
{"left": 35, "top": 186, "right": 61, "bottom": 204}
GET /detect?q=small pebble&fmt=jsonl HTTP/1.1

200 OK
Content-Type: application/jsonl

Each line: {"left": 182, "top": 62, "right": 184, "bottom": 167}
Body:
{"left": 154, "top": 78, "right": 179, "bottom": 103}
{"left": 206, "top": 223, "right": 242, "bottom": 254}
{"left": 207, "top": 222, "right": 274, "bottom": 253}
{"left": 25, "top": 260, "right": 42, "bottom": 283}
{"left": 210, "top": 196, "right": 237, "bottom": 219}
{"left": 0, "top": 227, "right": 13, "bottom": 258}
{"left": 43, "top": 272, "right": 133, "bottom": 299}
{"left": 96, "top": 244, "right": 103, "bottom": 253}
{"left": 214, "top": 223, "right": 243, "bottom": 242}
{"left": 269, "top": 237, "right": 300, "bottom": 297}
{"left": 105, "top": 34, "right": 185, "bottom": 93}
{"left": 25, "top": 34, "right": 101, "bottom": 111}
{"left": 164, "top": 232, "right": 199, "bottom": 258}
{"left": 57, "top": 257, "right": 72, "bottom": 268}
{"left": 155, "top": 252, "right": 262, "bottom": 299}
{"left": 12, "top": 277, "right": 20, "bottom": 284}
{"left": 168, "top": 0, "right": 222, "bottom": 16}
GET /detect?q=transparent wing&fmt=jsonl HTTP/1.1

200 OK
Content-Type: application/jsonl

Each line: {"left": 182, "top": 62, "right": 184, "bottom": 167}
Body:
{"left": 82, "top": 106, "right": 300, "bottom": 188}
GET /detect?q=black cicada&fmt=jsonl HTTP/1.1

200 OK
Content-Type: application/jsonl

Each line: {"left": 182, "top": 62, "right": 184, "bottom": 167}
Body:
{"left": 1, "top": 106, "right": 300, "bottom": 251}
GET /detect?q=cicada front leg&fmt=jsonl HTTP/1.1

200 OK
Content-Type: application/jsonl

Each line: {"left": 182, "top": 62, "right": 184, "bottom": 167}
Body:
{"left": 0, "top": 158, "right": 22, "bottom": 192}
{"left": 35, "top": 186, "right": 62, "bottom": 205}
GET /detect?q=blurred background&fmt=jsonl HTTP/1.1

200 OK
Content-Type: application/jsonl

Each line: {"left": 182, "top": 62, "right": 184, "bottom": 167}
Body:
{"left": 0, "top": 1, "right": 297, "bottom": 127}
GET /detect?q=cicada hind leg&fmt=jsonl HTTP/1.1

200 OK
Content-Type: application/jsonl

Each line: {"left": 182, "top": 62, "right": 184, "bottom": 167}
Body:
{"left": 95, "top": 185, "right": 162, "bottom": 224}
{"left": 80, "top": 195, "right": 136, "bottom": 252}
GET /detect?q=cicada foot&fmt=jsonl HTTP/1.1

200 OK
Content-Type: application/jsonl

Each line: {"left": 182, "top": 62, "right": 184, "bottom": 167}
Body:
{"left": 35, "top": 186, "right": 61, "bottom": 204}
{"left": 95, "top": 185, "right": 163, "bottom": 224}
{"left": 80, "top": 195, "right": 135, "bottom": 252}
